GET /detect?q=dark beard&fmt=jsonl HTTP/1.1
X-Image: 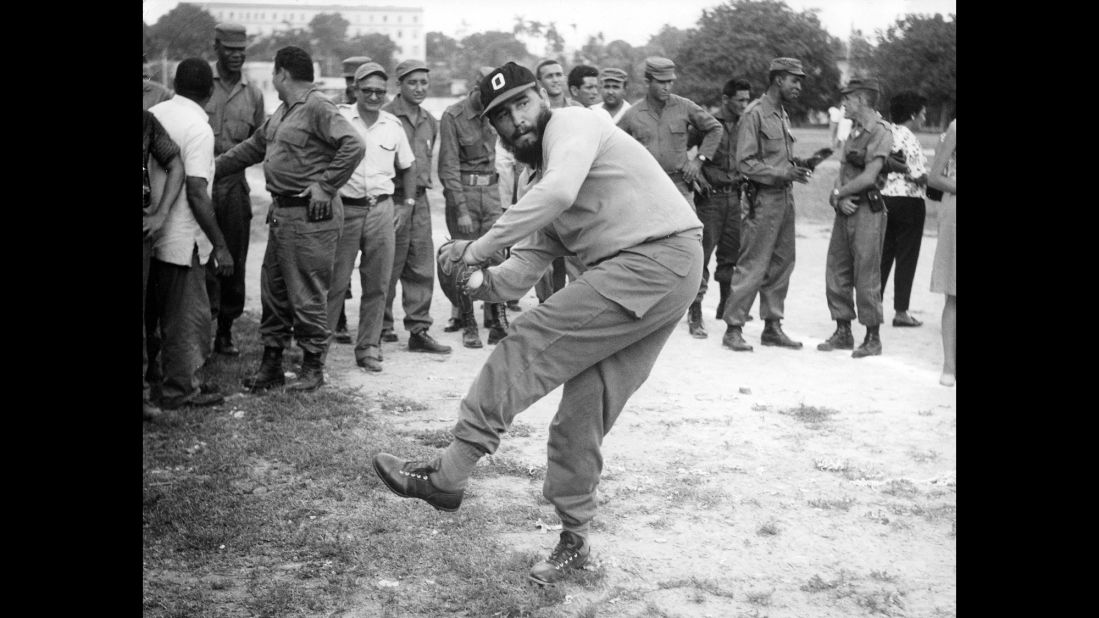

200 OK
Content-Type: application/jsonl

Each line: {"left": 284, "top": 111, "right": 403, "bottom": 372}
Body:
{"left": 499, "top": 108, "right": 552, "bottom": 169}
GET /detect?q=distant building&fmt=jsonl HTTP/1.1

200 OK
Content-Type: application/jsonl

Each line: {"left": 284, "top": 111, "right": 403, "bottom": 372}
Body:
{"left": 188, "top": 2, "right": 426, "bottom": 61}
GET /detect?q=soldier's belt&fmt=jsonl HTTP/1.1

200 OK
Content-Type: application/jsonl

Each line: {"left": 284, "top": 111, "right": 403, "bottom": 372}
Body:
{"left": 272, "top": 193, "right": 311, "bottom": 207}
{"left": 343, "top": 194, "right": 390, "bottom": 207}
{"left": 460, "top": 172, "right": 499, "bottom": 186}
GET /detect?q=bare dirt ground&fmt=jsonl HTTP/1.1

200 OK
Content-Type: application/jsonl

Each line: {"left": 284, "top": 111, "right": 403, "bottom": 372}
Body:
{"left": 239, "top": 156, "right": 955, "bottom": 617}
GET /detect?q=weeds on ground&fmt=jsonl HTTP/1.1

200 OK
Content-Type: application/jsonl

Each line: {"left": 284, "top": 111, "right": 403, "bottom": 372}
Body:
{"left": 808, "top": 496, "right": 857, "bottom": 511}
{"left": 756, "top": 519, "right": 780, "bottom": 536}
{"left": 144, "top": 316, "right": 605, "bottom": 617}
{"left": 780, "top": 404, "right": 840, "bottom": 428}
{"left": 746, "top": 589, "right": 775, "bottom": 606}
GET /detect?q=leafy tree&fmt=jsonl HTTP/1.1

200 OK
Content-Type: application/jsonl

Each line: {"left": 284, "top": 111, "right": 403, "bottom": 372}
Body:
{"left": 673, "top": 0, "right": 842, "bottom": 121}
{"left": 338, "top": 33, "right": 400, "bottom": 72}
{"left": 148, "top": 4, "right": 217, "bottom": 60}
{"left": 868, "top": 14, "right": 956, "bottom": 128}
{"left": 309, "top": 12, "right": 351, "bottom": 76}
{"left": 457, "top": 31, "right": 531, "bottom": 79}
{"left": 846, "top": 30, "right": 876, "bottom": 77}
{"left": 426, "top": 31, "right": 460, "bottom": 65}
{"left": 246, "top": 28, "right": 314, "bottom": 62}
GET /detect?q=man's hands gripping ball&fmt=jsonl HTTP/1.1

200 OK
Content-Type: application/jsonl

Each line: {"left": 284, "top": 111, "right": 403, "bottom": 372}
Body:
{"left": 436, "top": 239, "right": 479, "bottom": 306}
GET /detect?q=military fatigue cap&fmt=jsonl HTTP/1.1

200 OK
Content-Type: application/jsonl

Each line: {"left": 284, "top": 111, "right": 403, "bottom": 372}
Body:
{"left": 354, "top": 62, "right": 388, "bottom": 82}
{"left": 395, "top": 58, "right": 429, "bottom": 81}
{"left": 600, "top": 67, "right": 629, "bottom": 84}
{"left": 342, "top": 56, "right": 373, "bottom": 77}
{"left": 645, "top": 57, "right": 676, "bottom": 80}
{"left": 841, "top": 77, "right": 881, "bottom": 94}
{"left": 215, "top": 23, "right": 248, "bottom": 49}
{"left": 478, "top": 62, "right": 538, "bottom": 118}
{"left": 768, "top": 57, "right": 806, "bottom": 77}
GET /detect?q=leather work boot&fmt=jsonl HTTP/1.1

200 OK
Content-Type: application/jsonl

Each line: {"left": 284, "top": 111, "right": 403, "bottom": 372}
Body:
{"left": 722, "top": 325, "right": 753, "bottom": 351}
{"left": 461, "top": 312, "right": 482, "bottom": 349}
{"left": 817, "top": 320, "right": 854, "bottom": 351}
{"left": 372, "top": 453, "right": 464, "bottom": 512}
{"left": 529, "top": 531, "right": 590, "bottom": 586}
{"left": 214, "top": 329, "right": 240, "bottom": 356}
{"left": 715, "top": 282, "right": 730, "bottom": 319}
{"left": 381, "top": 328, "right": 398, "bottom": 343}
{"left": 243, "top": 346, "right": 285, "bottom": 391}
{"left": 852, "top": 326, "right": 883, "bottom": 358}
{"left": 287, "top": 351, "right": 324, "bottom": 392}
{"left": 409, "top": 330, "right": 452, "bottom": 354}
{"left": 487, "top": 303, "right": 509, "bottom": 345}
{"left": 761, "top": 319, "right": 803, "bottom": 349}
{"left": 687, "top": 301, "right": 708, "bottom": 339}
{"left": 160, "top": 390, "right": 225, "bottom": 410}
{"left": 443, "top": 317, "right": 462, "bottom": 332}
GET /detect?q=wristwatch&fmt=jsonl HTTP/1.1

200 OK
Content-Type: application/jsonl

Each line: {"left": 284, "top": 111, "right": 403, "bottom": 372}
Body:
{"left": 697, "top": 154, "right": 709, "bottom": 163}
{"left": 403, "top": 198, "right": 416, "bottom": 207}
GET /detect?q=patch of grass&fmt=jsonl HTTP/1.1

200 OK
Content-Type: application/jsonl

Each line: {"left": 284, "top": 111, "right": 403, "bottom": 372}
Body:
{"left": 801, "top": 571, "right": 853, "bottom": 593}
{"left": 144, "top": 315, "right": 609, "bottom": 618}
{"left": 374, "top": 391, "right": 429, "bottom": 413}
{"left": 657, "top": 576, "right": 737, "bottom": 599}
{"left": 855, "top": 589, "right": 907, "bottom": 616}
{"left": 405, "top": 427, "right": 453, "bottom": 448}
{"left": 869, "top": 570, "right": 899, "bottom": 583}
{"left": 780, "top": 404, "right": 840, "bottom": 428}
{"left": 757, "top": 519, "right": 780, "bottom": 536}
{"left": 881, "top": 479, "right": 921, "bottom": 498}
{"left": 908, "top": 448, "right": 940, "bottom": 463}
{"left": 808, "top": 496, "right": 857, "bottom": 511}
{"left": 476, "top": 455, "right": 547, "bottom": 480}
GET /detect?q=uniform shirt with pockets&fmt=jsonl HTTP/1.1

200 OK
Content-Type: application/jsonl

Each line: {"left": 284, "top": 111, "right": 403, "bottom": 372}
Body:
{"left": 839, "top": 114, "right": 893, "bottom": 188}
{"left": 438, "top": 95, "right": 498, "bottom": 218}
{"left": 148, "top": 95, "right": 215, "bottom": 266}
{"left": 736, "top": 92, "right": 797, "bottom": 187}
{"left": 690, "top": 106, "right": 740, "bottom": 187}
{"left": 205, "top": 69, "right": 265, "bottom": 157}
{"left": 382, "top": 94, "right": 438, "bottom": 191}
{"left": 616, "top": 93, "right": 722, "bottom": 175}
{"left": 337, "top": 106, "right": 415, "bottom": 199}
{"left": 215, "top": 88, "right": 364, "bottom": 198}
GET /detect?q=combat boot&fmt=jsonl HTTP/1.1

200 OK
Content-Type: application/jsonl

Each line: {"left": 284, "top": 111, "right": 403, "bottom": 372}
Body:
{"left": 817, "top": 320, "right": 854, "bottom": 351}
{"left": 722, "top": 325, "right": 753, "bottom": 351}
{"left": 529, "top": 531, "right": 590, "bottom": 586}
{"left": 214, "top": 324, "right": 240, "bottom": 356}
{"left": 487, "top": 302, "right": 509, "bottom": 345}
{"left": 287, "top": 351, "right": 325, "bottom": 392}
{"left": 715, "top": 282, "right": 730, "bottom": 319}
{"left": 852, "top": 325, "right": 883, "bottom": 358}
{"left": 761, "top": 319, "right": 803, "bottom": 349}
{"left": 243, "top": 346, "right": 285, "bottom": 391}
{"left": 461, "top": 312, "right": 482, "bottom": 349}
{"left": 687, "top": 301, "right": 708, "bottom": 339}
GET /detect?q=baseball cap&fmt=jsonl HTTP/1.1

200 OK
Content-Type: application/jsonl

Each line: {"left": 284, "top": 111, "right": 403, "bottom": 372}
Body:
{"left": 478, "top": 62, "right": 538, "bottom": 119}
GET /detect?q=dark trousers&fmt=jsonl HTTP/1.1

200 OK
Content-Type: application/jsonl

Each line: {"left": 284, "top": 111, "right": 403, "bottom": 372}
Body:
{"left": 445, "top": 185, "right": 504, "bottom": 320}
{"left": 205, "top": 172, "right": 252, "bottom": 333}
{"left": 880, "top": 195, "right": 925, "bottom": 312}
{"left": 695, "top": 189, "right": 741, "bottom": 302}
{"left": 260, "top": 203, "right": 343, "bottom": 354}
{"left": 146, "top": 250, "right": 212, "bottom": 404}
{"left": 384, "top": 191, "right": 436, "bottom": 334}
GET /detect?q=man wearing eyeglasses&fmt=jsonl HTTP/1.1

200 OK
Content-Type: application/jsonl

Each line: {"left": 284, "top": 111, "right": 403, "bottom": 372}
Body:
{"left": 325, "top": 62, "right": 418, "bottom": 373}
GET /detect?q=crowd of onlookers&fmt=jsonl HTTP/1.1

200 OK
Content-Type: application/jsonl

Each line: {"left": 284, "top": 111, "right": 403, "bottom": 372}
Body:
{"left": 141, "top": 22, "right": 957, "bottom": 421}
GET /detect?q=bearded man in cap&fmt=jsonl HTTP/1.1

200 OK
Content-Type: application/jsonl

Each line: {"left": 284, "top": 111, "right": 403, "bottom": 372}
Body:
{"left": 437, "top": 67, "right": 508, "bottom": 348}
{"left": 598, "top": 67, "right": 632, "bottom": 123}
{"left": 378, "top": 59, "right": 451, "bottom": 355}
{"left": 816, "top": 77, "right": 893, "bottom": 358}
{"left": 721, "top": 58, "right": 814, "bottom": 353}
{"left": 215, "top": 46, "right": 365, "bottom": 393}
{"left": 617, "top": 56, "right": 721, "bottom": 339}
{"left": 204, "top": 23, "right": 265, "bottom": 357}
{"left": 372, "top": 61, "right": 703, "bottom": 586}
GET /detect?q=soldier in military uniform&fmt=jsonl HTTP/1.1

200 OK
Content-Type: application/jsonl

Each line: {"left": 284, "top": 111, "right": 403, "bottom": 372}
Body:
{"left": 817, "top": 78, "right": 893, "bottom": 358}
{"left": 204, "top": 23, "right": 266, "bottom": 356}
{"left": 721, "top": 58, "right": 813, "bottom": 353}
{"left": 438, "top": 68, "right": 508, "bottom": 348}
{"left": 617, "top": 56, "right": 721, "bottom": 338}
